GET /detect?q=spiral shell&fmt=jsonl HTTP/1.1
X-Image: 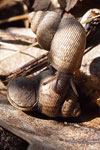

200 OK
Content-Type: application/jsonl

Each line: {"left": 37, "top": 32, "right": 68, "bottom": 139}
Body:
{"left": 7, "top": 77, "right": 36, "bottom": 111}
{"left": 7, "top": 70, "right": 55, "bottom": 112}
{"left": 38, "top": 76, "right": 64, "bottom": 117}
{"left": 61, "top": 88, "right": 81, "bottom": 117}
{"left": 31, "top": 10, "right": 62, "bottom": 50}
{"left": 49, "top": 18, "right": 86, "bottom": 73}
{"left": 38, "top": 75, "right": 80, "bottom": 118}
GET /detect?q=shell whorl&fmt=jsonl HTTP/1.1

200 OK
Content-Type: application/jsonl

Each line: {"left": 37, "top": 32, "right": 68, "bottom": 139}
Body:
{"left": 31, "top": 11, "right": 45, "bottom": 34}
{"left": 31, "top": 11, "right": 62, "bottom": 50}
{"left": 49, "top": 18, "right": 86, "bottom": 73}
{"left": 7, "top": 77, "right": 36, "bottom": 111}
{"left": 38, "top": 76, "right": 63, "bottom": 117}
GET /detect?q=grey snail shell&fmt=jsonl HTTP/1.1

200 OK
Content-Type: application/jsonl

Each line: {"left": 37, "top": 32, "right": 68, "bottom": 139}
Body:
{"left": 31, "top": 10, "right": 86, "bottom": 74}
{"left": 49, "top": 17, "right": 86, "bottom": 74}
{"left": 31, "top": 10, "right": 86, "bottom": 96}
{"left": 7, "top": 77, "right": 36, "bottom": 111}
{"left": 31, "top": 10, "right": 62, "bottom": 50}
{"left": 32, "top": 11, "right": 85, "bottom": 117}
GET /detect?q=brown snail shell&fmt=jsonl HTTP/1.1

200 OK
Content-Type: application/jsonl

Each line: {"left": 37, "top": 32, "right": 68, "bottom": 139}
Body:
{"left": 31, "top": 10, "right": 86, "bottom": 74}
{"left": 38, "top": 75, "right": 65, "bottom": 117}
{"left": 38, "top": 75, "right": 81, "bottom": 118}
{"left": 61, "top": 88, "right": 81, "bottom": 118}
{"left": 7, "top": 77, "right": 36, "bottom": 111}
{"left": 49, "top": 18, "right": 86, "bottom": 74}
{"left": 7, "top": 70, "right": 54, "bottom": 111}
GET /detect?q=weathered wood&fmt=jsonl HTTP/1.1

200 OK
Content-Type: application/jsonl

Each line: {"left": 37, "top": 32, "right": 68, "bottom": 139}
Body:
{"left": 0, "top": 81, "right": 100, "bottom": 150}
{"left": 0, "top": 28, "right": 47, "bottom": 76}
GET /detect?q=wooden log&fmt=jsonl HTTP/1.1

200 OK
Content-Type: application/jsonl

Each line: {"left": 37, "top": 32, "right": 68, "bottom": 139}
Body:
{"left": 0, "top": 81, "right": 100, "bottom": 150}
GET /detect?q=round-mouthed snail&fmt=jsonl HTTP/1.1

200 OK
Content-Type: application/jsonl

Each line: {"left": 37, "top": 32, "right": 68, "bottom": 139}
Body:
{"left": 31, "top": 10, "right": 86, "bottom": 95}
{"left": 31, "top": 10, "right": 86, "bottom": 117}
{"left": 38, "top": 75, "right": 81, "bottom": 117}
{"left": 7, "top": 77, "right": 37, "bottom": 111}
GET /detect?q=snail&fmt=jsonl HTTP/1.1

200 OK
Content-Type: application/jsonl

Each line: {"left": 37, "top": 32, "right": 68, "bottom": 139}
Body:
{"left": 31, "top": 11, "right": 86, "bottom": 116}
{"left": 7, "top": 10, "right": 86, "bottom": 118}
{"left": 30, "top": 10, "right": 86, "bottom": 94}
{"left": 7, "top": 70, "right": 81, "bottom": 118}
{"left": 7, "top": 70, "right": 54, "bottom": 111}
{"left": 38, "top": 75, "right": 81, "bottom": 117}
{"left": 7, "top": 77, "right": 37, "bottom": 111}
{"left": 30, "top": 9, "right": 63, "bottom": 50}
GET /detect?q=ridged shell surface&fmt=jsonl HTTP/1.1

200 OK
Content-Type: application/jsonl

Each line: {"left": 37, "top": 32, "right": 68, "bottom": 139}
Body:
{"left": 36, "top": 11, "right": 62, "bottom": 50}
{"left": 49, "top": 18, "right": 86, "bottom": 73}
{"left": 61, "top": 87, "right": 80, "bottom": 117}
{"left": 38, "top": 76, "right": 63, "bottom": 117}
{"left": 31, "top": 11, "right": 44, "bottom": 34}
{"left": 7, "top": 77, "right": 36, "bottom": 110}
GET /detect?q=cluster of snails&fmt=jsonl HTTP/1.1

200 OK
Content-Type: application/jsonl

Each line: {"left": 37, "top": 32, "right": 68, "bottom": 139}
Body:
{"left": 7, "top": 10, "right": 86, "bottom": 118}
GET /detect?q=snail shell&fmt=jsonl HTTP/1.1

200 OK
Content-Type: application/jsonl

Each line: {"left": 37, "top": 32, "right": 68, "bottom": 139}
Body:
{"left": 38, "top": 75, "right": 64, "bottom": 117}
{"left": 49, "top": 18, "right": 86, "bottom": 73}
{"left": 7, "top": 70, "right": 54, "bottom": 111}
{"left": 31, "top": 10, "right": 62, "bottom": 50}
{"left": 61, "top": 87, "right": 81, "bottom": 117}
{"left": 31, "top": 10, "right": 86, "bottom": 73}
{"left": 7, "top": 77, "right": 36, "bottom": 111}
{"left": 38, "top": 75, "right": 81, "bottom": 117}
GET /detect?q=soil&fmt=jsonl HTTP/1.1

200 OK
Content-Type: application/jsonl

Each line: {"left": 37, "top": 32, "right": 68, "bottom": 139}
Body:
{"left": 0, "top": 127, "right": 28, "bottom": 150}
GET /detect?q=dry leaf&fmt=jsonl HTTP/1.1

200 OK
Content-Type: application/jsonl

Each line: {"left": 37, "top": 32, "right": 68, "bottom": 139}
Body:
{"left": 0, "top": 28, "right": 47, "bottom": 76}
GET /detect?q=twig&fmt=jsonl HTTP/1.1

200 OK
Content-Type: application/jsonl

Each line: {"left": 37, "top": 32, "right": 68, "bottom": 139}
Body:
{"left": 1, "top": 52, "right": 49, "bottom": 82}
{"left": 0, "top": 31, "right": 36, "bottom": 43}
{"left": 0, "top": 14, "right": 28, "bottom": 24}
{"left": 0, "top": 42, "right": 38, "bottom": 62}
